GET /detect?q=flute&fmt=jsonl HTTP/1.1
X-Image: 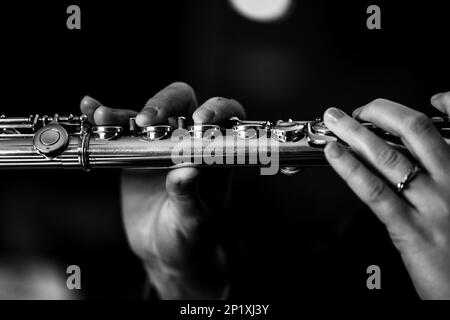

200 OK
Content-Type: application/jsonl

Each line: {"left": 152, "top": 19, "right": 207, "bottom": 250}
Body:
{"left": 0, "top": 114, "right": 449, "bottom": 175}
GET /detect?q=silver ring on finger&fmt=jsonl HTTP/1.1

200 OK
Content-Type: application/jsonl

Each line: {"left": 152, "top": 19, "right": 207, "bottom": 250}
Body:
{"left": 396, "top": 164, "right": 422, "bottom": 194}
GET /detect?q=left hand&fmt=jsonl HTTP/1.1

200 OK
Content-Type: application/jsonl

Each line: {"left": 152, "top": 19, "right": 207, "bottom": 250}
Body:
{"left": 323, "top": 93, "right": 450, "bottom": 299}
{"left": 79, "top": 83, "right": 245, "bottom": 299}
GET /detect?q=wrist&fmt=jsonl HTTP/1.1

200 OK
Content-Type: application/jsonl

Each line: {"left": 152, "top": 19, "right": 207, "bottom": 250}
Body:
{"left": 145, "top": 245, "right": 229, "bottom": 299}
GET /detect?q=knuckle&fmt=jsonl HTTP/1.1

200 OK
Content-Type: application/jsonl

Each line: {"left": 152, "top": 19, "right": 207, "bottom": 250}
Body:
{"left": 163, "top": 82, "right": 196, "bottom": 102}
{"left": 434, "top": 194, "right": 450, "bottom": 217}
{"left": 347, "top": 121, "right": 365, "bottom": 135}
{"left": 405, "top": 113, "right": 433, "bottom": 135}
{"left": 365, "top": 98, "right": 394, "bottom": 114}
{"left": 203, "top": 97, "right": 228, "bottom": 112}
{"left": 230, "top": 98, "right": 244, "bottom": 110}
{"left": 366, "top": 179, "right": 389, "bottom": 204}
{"left": 207, "top": 96, "right": 227, "bottom": 105}
{"left": 345, "top": 159, "right": 363, "bottom": 180}
{"left": 370, "top": 98, "right": 389, "bottom": 108}
{"left": 375, "top": 147, "right": 402, "bottom": 169}
{"left": 169, "top": 81, "right": 194, "bottom": 93}
{"left": 229, "top": 98, "right": 241, "bottom": 107}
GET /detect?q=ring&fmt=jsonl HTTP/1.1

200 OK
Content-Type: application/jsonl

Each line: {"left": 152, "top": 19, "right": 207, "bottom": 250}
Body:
{"left": 396, "top": 164, "right": 422, "bottom": 193}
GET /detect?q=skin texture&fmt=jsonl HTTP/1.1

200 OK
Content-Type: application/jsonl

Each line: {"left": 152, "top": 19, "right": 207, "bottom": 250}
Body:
{"left": 323, "top": 92, "right": 450, "bottom": 299}
{"left": 80, "top": 82, "right": 245, "bottom": 299}
{"left": 81, "top": 83, "right": 450, "bottom": 299}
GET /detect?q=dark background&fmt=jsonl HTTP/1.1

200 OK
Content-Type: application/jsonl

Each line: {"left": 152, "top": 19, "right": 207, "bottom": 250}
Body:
{"left": 0, "top": 0, "right": 448, "bottom": 299}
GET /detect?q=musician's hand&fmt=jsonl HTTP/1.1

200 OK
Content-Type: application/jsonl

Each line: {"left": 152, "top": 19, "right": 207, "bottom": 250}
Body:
{"left": 323, "top": 93, "right": 450, "bottom": 299}
{"left": 80, "top": 82, "right": 245, "bottom": 299}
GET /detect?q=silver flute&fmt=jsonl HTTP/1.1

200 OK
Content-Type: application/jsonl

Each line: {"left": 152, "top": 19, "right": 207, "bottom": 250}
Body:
{"left": 0, "top": 114, "right": 449, "bottom": 175}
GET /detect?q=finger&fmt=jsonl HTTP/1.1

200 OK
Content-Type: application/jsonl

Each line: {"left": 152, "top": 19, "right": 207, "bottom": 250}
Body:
{"left": 80, "top": 96, "right": 102, "bottom": 123}
{"left": 93, "top": 106, "right": 138, "bottom": 127}
{"left": 193, "top": 97, "right": 246, "bottom": 123}
{"left": 431, "top": 91, "right": 450, "bottom": 115}
{"left": 352, "top": 99, "right": 450, "bottom": 178}
{"left": 135, "top": 82, "right": 197, "bottom": 127}
{"left": 324, "top": 107, "right": 435, "bottom": 209}
{"left": 324, "top": 107, "right": 413, "bottom": 182}
{"left": 166, "top": 167, "right": 201, "bottom": 219}
{"left": 324, "top": 141, "right": 415, "bottom": 234}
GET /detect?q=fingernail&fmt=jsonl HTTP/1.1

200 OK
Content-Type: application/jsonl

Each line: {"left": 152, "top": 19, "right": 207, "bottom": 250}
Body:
{"left": 194, "top": 109, "right": 215, "bottom": 123}
{"left": 431, "top": 93, "right": 443, "bottom": 102}
{"left": 325, "top": 142, "right": 343, "bottom": 159}
{"left": 324, "top": 107, "right": 345, "bottom": 124}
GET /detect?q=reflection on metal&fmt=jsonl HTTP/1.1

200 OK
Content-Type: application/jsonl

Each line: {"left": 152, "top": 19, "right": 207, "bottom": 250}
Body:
{"left": 1, "top": 114, "right": 449, "bottom": 174}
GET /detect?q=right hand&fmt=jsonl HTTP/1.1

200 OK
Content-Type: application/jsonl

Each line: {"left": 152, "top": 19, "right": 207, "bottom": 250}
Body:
{"left": 323, "top": 94, "right": 450, "bottom": 299}
{"left": 80, "top": 82, "right": 245, "bottom": 299}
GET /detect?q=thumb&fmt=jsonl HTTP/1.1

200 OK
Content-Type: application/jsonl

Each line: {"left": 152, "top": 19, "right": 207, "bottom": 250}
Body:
{"left": 165, "top": 167, "right": 201, "bottom": 218}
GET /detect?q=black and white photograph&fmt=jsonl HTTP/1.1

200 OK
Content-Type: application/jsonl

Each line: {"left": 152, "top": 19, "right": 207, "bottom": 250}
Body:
{"left": 0, "top": 0, "right": 449, "bottom": 312}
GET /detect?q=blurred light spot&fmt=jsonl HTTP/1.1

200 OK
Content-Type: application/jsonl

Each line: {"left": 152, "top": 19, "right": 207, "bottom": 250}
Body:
{"left": 0, "top": 260, "right": 78, "bottom": 300}
{"left": 229, "top": 0, "right": 292, "bottom": 22}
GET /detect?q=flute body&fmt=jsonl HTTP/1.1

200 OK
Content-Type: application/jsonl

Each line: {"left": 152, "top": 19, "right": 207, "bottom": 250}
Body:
{"left": 1, "top": 114, "right": 449, "bottom": 175}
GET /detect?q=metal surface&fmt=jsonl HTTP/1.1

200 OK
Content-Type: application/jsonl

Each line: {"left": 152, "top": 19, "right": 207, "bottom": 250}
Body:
{"left": 142, "top": 125, "right": 173, "bottom": 141}
{"left": 33, "top": 123, "right": 69, "bottom": 157}
{"left": 188, "top": 124, "right": 222, "bottom": 139}
{"left": 92, "top": 126, "right": 123, "bottom": 140}
{"left": 232, "top": 123, "right": 266, "bottom": 139}
{"left": 272, "top": 120, "right": 305, "bottom": 142}
{"left": 0, "top": 114, "right": 449, "bottom": 174}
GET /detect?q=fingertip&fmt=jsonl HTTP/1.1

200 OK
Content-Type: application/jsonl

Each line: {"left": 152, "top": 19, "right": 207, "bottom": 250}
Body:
{"left": 430, "top": 92, "right": 446, "bottom": 111}
{"left": 323, "top": 107, "right": 336, "bottom": 118}
{"left": 80, "top": 96, "right": 102, "bottom": 123}
{"left": 135, "top": 108, "right": 158, "bottom": 127}
{"left": 166, "top": 167, "right": 200, "bottom": 196}
{"left": 431, "top": 93, "right": 442, "bottom": 103}
{"left": 194, "top": 97, "right": 245, "bottom": 124}
{"left": 192, "top": 108, "right": 215, "bottom": 123}
{"left": 93, "top": 105, "right": 115, "bottom": 125}
{"left": 430, "top": 92, "right": 450, "bottom": 116}
{"left": 323, "top": 107, "right": 346, "bottom": 126}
